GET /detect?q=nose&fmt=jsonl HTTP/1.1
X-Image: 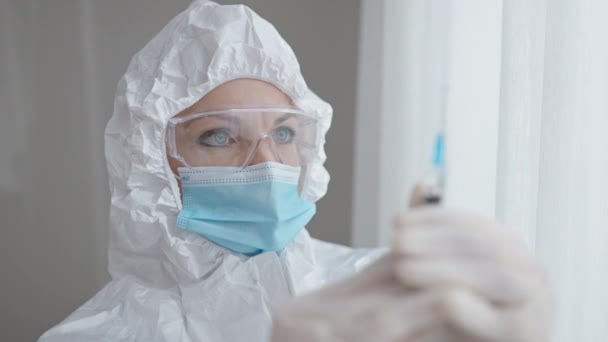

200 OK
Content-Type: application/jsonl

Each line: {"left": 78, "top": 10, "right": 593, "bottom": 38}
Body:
{"left": 247, "top": 138, "right": 280, "bottom": 166}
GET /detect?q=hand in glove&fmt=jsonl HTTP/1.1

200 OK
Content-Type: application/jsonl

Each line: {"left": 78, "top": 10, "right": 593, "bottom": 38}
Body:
{"left": 392, "top": 207, "right": 554, "bottom": 342}
{"left": 271, "top": 181, "right": 554, "bottom": 342}
{"left": 270, "top": 253, "right": 446, "bottom": 342}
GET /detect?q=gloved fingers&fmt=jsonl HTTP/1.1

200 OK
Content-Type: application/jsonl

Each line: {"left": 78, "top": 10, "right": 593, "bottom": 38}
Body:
{"left": 409, "top": 181, "right": 432, "bottom": 208}
{"left": 394, "top": 208, "right": 528, "bottom": 253}
{"left": 394, "top": 257, "right": 539, "bottom": 305}
{"left": 389, "top": 208, "right": 554, "bottom": 342}
{"left": 271, "top": 313, "right": 331, "bottom": 342}
{"left": 437, "top": 288, "right": 508, "bottom": 342}
{"left": 394, "top": 207, "right": 495, "bottom": 229}
{"left": 352, "top": 254, "right": 400, "bottom": 291}
{"left": 348, "top": 290, "right": 444, "bottom": 341}
{"left": 330, "top": 280, "right": 421, "bottom": 312}
{"left": 407, "top": 329, "right": 457, "bottom": 342}
{"left": 392, "top": 224, "right": 535, "bottom": 268}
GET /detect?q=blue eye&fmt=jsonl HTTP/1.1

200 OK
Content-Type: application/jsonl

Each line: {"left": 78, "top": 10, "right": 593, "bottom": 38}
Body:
{"left": 273, "top": 126, "right": 295, "bottom": 144}
{"left": 197, "top": 129, "right": 233, "bottom": 147}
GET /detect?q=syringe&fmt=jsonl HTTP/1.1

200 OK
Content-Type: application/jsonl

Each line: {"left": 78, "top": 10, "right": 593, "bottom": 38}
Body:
{"left": 422, "top": 132, "right": 445, "bottom": 205}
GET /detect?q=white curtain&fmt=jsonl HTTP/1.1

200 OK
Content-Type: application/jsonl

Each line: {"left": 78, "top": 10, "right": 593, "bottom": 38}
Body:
{"left": 497, "top": 0, "right": 608, "bottom": 340}
{"left": 355, "top": 0, "right": 608, "bottom": 340}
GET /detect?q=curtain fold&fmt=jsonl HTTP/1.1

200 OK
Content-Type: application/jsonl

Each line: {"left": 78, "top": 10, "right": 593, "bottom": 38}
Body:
{"left": 497, "top": 1, "right": 608, "bottom": 340}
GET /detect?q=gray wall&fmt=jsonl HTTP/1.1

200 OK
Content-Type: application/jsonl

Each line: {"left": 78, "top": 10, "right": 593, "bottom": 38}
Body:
{"left": 0, "top": 1, "right": 361, "bottom": 340}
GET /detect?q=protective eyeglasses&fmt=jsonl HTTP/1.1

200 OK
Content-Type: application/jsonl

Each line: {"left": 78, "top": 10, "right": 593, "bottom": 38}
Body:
{"left": 166, "top": 107, "right": 319, "bottom": 169}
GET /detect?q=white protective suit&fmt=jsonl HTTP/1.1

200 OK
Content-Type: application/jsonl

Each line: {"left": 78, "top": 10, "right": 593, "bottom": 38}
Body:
{"left": 39, "top": 1, "right": 384, "bottom": 341}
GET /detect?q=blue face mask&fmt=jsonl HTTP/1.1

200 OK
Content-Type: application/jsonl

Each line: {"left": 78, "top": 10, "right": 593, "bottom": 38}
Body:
{"left": 176, "top": 162, "right": 316, "bottom": 256}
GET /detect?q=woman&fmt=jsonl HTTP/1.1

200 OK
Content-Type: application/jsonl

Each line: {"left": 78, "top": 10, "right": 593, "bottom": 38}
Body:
{"left": 40, "top": 1, "right": 552, "bottom": 341}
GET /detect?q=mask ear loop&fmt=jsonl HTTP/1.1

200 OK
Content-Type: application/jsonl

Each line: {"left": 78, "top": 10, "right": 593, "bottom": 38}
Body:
{"left": 171, "top": 158, "right": 188, "bottom": 181}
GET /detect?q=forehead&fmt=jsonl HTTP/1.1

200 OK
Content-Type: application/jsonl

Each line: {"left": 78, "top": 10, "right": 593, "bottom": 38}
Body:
{"left": 176, "top": 78, "right": 293, "bottom": 118}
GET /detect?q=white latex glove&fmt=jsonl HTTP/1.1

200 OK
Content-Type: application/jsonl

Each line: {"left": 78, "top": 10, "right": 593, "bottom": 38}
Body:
{"left": 270, "top": 254, "right": 447, "bottom": 342}
{"left": 392, "top": 207, "right": 554, "bottom": 342}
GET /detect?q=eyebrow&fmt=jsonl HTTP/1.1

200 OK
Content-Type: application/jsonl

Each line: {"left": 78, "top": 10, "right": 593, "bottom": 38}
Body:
{"left": 194, "top": 113, "right": 292, "bottom": 125}
{"left": 274, "top": 113, "right": 295, "bottom": 125}
{"left": 183, "top": 112, "right": 295, "bottom": 129}
{"left": 183, "top": 114, "right": 241, "bottom": 129}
